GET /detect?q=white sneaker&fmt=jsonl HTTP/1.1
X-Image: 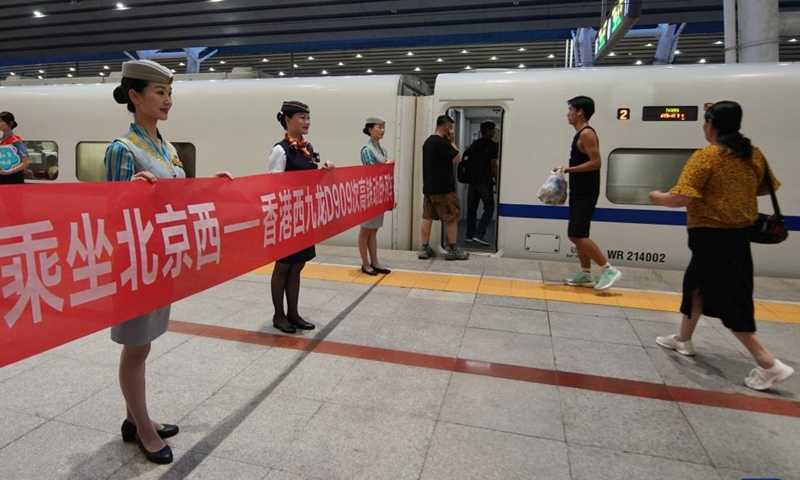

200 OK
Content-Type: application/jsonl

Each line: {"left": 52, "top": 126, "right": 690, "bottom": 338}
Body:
{"left": 656, "top": 334, "right": 696, "bottom": 356}
{"left": 744, "top": 359, "right": 795, "bottom": 391}
{"left": 472, "top": 237, "right": 490, "bottom": 246}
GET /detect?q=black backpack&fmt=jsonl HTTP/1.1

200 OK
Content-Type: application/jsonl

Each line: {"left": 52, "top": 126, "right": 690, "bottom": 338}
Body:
{"left": 457, "top": 140, "right": 490, "bottom": 184}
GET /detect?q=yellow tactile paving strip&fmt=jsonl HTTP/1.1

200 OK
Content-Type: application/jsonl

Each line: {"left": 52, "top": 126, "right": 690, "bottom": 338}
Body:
{"left": 251, "top": 264, "right": 800, "bottom": 325}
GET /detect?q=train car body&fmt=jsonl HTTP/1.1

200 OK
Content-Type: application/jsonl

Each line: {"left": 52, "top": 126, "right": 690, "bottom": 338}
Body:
{"left": 1, "top": 63, "right": 796, "bottom": 276}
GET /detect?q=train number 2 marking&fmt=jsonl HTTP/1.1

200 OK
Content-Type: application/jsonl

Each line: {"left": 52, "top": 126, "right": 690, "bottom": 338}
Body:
{"left": 607, "top": 250, "right": 666, "bottom": 263}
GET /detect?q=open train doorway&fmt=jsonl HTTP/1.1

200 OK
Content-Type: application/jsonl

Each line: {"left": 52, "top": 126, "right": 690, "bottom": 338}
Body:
{"left": 443, "top": 106, "right": 504, "bottom": 255}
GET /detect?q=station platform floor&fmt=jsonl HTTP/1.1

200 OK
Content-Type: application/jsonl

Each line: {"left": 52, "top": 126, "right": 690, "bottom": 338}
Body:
{"left": 1, "top": 245, "right": 799, "bottom": 480}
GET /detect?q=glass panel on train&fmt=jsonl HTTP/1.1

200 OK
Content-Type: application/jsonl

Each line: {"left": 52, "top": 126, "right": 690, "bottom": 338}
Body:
{"left": 76, "top": 141, "right": 197, "bottom": 182}
{"left": 441, "top": 106, "right": 504, "bottom": 255}
{"left": 21, "top": 141, "right": 59, "bottom": 181}
{"left": 606, "top": 148, "right": 695, "bottom": 205}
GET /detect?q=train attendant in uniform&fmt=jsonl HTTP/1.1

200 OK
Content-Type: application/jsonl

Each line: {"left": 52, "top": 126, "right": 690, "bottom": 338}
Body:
{"left": 358, "top": 116, "right": 393, "bottom": 276}
{"left": 650, "top": 100, "right": 794, "bottom": 391}
{"left": 268, "top": 100, "right": 334, "bottom": 334}
{"left": 105, "top": 59, "right": 232, "bottom": 464}
{"left": 0, "top": 111, "right": 30, "bottom": 184}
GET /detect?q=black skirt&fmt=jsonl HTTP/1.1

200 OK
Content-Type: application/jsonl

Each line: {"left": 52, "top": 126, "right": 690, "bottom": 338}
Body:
{"left": 680, "top": 227, "right": 755, "bottom": 332}
{"left": 277, "top": 245, "right": 316, "bottom": 265}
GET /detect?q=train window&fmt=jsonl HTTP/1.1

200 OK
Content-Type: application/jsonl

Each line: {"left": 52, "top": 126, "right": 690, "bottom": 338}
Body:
{"left": 20, "top": 141, "right": 59, "bottom": 181}
{"left": 76, "top": 141, "right": 197, "bottom": 181}
{"left": 606, "top": 148, "right": 696, "bottom": 205}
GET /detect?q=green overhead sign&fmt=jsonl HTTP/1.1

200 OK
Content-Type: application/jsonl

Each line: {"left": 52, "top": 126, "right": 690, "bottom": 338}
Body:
{"left": 595, "top": 0, "right": 643, "bottom": 61}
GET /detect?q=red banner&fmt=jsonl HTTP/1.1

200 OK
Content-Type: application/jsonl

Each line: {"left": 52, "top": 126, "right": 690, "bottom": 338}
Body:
{"left": 0, "top": 164, "right": 394, "bottom": 368}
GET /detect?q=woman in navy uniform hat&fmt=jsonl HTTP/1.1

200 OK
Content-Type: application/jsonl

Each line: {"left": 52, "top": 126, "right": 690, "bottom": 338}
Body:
{"left": 268, "top": 100, "right": 334, "bottom": 334}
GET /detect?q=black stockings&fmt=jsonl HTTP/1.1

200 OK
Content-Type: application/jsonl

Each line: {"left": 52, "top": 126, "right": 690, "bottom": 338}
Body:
{"left": 271, "top": 262, "right": 305, "bottom": 319}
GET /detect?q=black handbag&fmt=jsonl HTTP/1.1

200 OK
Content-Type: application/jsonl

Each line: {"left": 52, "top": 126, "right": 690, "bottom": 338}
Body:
{"left": 751, "top": 162, "right": 788, "bottom": 244}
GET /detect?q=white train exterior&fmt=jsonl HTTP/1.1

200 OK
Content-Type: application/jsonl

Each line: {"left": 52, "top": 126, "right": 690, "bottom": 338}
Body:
{"left": 1, "top": 63, "right": 796, "bottom": 276}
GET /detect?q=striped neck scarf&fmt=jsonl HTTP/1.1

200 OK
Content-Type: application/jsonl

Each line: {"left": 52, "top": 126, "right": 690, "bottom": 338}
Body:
{"left": 285, "top": 134, "right": 310, "bottom": 157}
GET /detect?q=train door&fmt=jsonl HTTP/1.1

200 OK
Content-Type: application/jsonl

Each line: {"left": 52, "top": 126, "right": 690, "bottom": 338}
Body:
{"left": 442, "top": 106, "right": 504, "bottom": 255}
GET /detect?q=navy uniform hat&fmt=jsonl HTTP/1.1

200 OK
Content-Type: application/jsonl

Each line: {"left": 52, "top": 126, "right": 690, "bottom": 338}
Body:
{"left": 281, "top": 100, "right": 310, "bottom": 115}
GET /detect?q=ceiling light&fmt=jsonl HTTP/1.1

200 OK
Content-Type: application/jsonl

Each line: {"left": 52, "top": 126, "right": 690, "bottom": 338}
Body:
{"left": 99, "top": 72, "right": 105, "bottom": 76}
{"left": 293, "top": 64, "right": 299, "bottom": 68}
{"left": 386, "top": 60, "right": 393, "bottom": 64}
{"left": 69, "top": 67, "right": 76, "bottom": 71}
{"left": 209, "top": 0, "right": 225, "bottom": 2}
{"left": 675, "top": 50, "right": 681, "bottom": 54}
{"left": 714, "top": 40, "right": 723, "bottom": 45}
{"left": 171, "top": 69, "right": 176, "bottom": 73}
{"left": 436, "top": 58, "right": 443, "bottom": 62}
{"left": 338, "top": 62, "right": 345, "bottom": 66}
{"left": 67, "top": 74, "right": 72, "bottom": 78}
{"left": 547, "top": 54, "right": 555, "bottom": 59}
{"left": 414, "top": 67, "right": 421, "bottom": 72}
{"left": 635, "top": 60, "right": 643, "bottom": 65}
{"left": 645, "top": 43, "right": 653, "bottom": 47}
{"left": 518, "top": 64, "right": 526, "bottom": 68}
{"left": 116, "top": 3, "right": 129, "bottom": 10}
{"left": 790, "top": 38, "right": 798, "bottom": 42}
{"left": 279, "top": 71, "right": 285, "bottom": 76}
{"left": 464, "top": 66, "right": 472, "bottom": 70}
{"left": 209, "top": 67, "right": 216, "bottom": 71}
{"left": 356, "top": 54, "right": 363, "bottom": 58}
{"left": 461, "top": 50, "right": 469, "bottom": 54}
{"left": 39, "top": 70, "right": 44, "bottom": 74}
{"left": 307, "top": 56, "right": 314, "bottom": 60}
{"left": 366, "top": 69, "right": 373, "bottom": 73}
{"left": 699, "top": 58, "right": 707, "bottom": 63}
{"left": 262, "top": 58, "right": 269, "bottom": 62}
{"left": 490, "top": 56, "right": 498, "bottom": 60}
{"left": 103, "top": 65, "right": 109, "bottom": 69}
{"left": 33, "top": 11, "right": 45, "bottom": 17}
{"left": 219, "top": 60, "right": 226, "bottom": 64}
{"left": 608, "top": 52, "right": 616, "bottom": 57}
{"left": 179, "top": 62, "right": 185, "bottom": 66}
{"left": 518, "top": 47, "right": 526, "bottom": 52}
{"left": 322, "top": 70, "right": 328, "bottom": 74}
{"left": 407, "top": 52, "right": 414, "bottom": 56}
{"left": 9, "top": 72, "right": 15, "bottom": 75}
{"left": 38, "top": 75, "right": 43, "bottom": 79}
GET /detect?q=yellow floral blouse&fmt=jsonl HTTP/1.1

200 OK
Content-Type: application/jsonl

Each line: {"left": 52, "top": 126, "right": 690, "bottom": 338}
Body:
{"left": 669, "top": 144, "right": 780, "bottom": 229}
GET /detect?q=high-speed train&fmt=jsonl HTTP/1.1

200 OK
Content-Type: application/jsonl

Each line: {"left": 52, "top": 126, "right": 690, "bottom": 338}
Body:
{"left": 1, "top": 63, "right": 796, "bottom": 276}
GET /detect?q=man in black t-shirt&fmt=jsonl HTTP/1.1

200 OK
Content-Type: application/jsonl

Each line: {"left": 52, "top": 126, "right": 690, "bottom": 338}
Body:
{"left": 464, "top": 121, "right": 499, "bottom": 245}
{"left": 419, "top": 115, "right": 469, "bottom": 261}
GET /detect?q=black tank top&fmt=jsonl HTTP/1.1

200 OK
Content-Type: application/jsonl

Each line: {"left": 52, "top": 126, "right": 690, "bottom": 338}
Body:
{"left": 569, "top": 125, "right": 600, "bottom": 200}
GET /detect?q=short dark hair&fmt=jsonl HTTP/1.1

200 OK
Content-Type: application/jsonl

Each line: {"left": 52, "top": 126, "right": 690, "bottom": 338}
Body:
{"left": 436, "top": 115, "right": 454, "bottom": 128}
{"left": 480, "top": 121, "right": 496, "bottom": 136}
{"left": 567, "top": 96, "right": 595, "bottom": 120}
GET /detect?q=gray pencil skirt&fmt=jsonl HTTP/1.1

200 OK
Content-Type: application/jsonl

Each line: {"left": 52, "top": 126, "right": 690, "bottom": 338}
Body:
{"left": 110, "top": 305, "right": 171, "bottom": 346}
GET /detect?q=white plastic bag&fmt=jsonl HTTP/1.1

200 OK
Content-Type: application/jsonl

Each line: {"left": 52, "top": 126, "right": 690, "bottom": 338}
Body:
{"left": 537, "top": 169, "right": 568, "bottom": 205}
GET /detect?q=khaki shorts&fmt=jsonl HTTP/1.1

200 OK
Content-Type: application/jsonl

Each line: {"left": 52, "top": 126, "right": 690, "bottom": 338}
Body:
{"left": 423, "top": 192, "right": 461, "bottom": 223}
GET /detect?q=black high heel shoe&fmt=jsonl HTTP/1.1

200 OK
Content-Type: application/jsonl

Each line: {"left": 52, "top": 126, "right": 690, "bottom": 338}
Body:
{"left": 273, "top": 315, "right": 297, "bottom": 334}
{"left": 288, "top": 314, "right": 315, "bottom": 330}
{"left": 121, "top": 420, "right": 179, "bottom": 443}
{"left": 135, "top": 434, "right": 173, "bottom": 464}
{"left": 371, "top": 264, "right": 391, "bottom": 274}
{"left": 361, "top": 266, "right": 378, "bottom": 276}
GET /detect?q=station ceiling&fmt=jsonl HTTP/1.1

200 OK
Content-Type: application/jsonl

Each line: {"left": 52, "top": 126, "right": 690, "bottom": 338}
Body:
{"left": 2, "top": 0, "right": 800, "bottom": 86}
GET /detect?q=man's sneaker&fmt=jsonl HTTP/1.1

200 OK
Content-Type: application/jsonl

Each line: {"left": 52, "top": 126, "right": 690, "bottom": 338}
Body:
{"left": 594, "top": 267, "right": 622, "bottom": 290}
{"left": 473, "top": 237, "right": 490, "bottom": 246}
{"left": 563, "top": 272, "right": 595, "bottom": 287}
{"left": 656, "top": 334, "right": 696, "bottom": 356}
{"left": 744, "top": 359, "right": 795, "bottom": 391}
{"left": 464, "top": 237, "right": 474, "bottom": 243}
{"left": 418, "top": 245, "right": 436, "bottom": 260}
{"left": 444, "top": 245, "right": 469, "bottom": 261}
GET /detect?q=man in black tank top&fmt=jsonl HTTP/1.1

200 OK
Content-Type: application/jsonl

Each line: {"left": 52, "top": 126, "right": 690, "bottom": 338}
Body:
{"left": 557, "top": 96, "right": 621, "bottom": 291}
